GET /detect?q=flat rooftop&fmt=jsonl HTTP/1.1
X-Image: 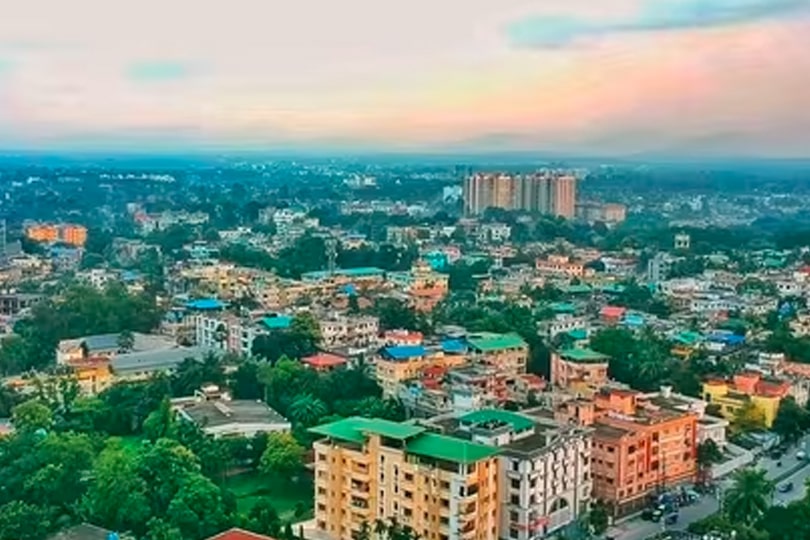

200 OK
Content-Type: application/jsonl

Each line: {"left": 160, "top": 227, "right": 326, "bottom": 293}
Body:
{"left": 180, "top": 399, "right": 289, "bottom": 428}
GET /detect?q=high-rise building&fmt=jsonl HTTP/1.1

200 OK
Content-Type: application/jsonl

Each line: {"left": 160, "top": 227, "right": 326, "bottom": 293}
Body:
{"left": 311, "top": 417, "right": 501, "bottom": 540}
{"left": 551, "top": 175, "right": 576, "bottom": 219}
{"left": 462, "top": 172, "right": 577, "bottom": 217}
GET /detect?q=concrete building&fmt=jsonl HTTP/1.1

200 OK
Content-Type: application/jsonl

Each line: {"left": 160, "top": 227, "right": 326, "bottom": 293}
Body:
{"left": 424, "top": 409, "right": 592, "bottom": 539}
{"left": 463, "top": 172, "right": 577, "bottom": 218}
{"left": 173, "top": 385, "right": 291, "bottom": 439}
{"left": 310, "top": 417, "right": 501, "bottom": 540}
{"left": 550, "top": 349, "right": 610, "bottom": 391}
{"left": 465, "top": 333, "right": 529, "bottom": 375}
{"left": 579, "top": 388, "right": 698, "bottom": 516}
{"left": 702, "top": 372, "right": 790, "bottom": 428}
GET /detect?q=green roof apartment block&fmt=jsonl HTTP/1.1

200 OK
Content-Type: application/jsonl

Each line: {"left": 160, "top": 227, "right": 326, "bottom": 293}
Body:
{"left": 557, "top": 347, "right": 609, "bottom": 363}
{"left": 310, "top": 416, "right": 499, "bottom": 465}
{"left": 466, "top": 332, "right": 527, "bottom": 352}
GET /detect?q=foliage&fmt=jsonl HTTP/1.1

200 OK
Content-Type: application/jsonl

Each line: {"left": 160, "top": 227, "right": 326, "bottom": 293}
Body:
{"left": 9, "top": 283, "right": 162, "bottom": 372}
{"left": 588, "top": 501, "right": 609, "bottom": 535}
{"left": 771, "top": 396, "right": 809, "bottom": 445}
{"left": 733, "top": 402, "right": 767, "bottom": 434}
{"left": 252, "top": 313, "right": 321, "bottom": 363}
{"left": 723, "top": 468, "right": 774, "bottom": 526}
{"left": 11, "top": 400, "right": 54, "bottom": 433}
{"left": 259, "top": 432, "right": 305, "bottom": 478}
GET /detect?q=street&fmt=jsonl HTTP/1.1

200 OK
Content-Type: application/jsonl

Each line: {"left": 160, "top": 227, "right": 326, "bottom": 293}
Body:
{"left": 606, "top": 435, "right": 810, "bottom": 540}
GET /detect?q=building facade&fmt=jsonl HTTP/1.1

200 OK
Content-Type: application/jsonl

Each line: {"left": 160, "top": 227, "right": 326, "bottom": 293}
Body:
{"left": 311, "top": 417, "right": 501, "bottom": 540}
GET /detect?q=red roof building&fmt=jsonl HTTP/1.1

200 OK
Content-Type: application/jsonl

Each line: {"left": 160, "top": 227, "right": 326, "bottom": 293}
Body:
{"left": 206, "top": 528, "right": 278, "bottom": 540}
{"left": 302, "top": 353, "right": 348, "bottom": 372}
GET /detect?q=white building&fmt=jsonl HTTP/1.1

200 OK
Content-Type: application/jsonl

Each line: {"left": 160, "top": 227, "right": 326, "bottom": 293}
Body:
{"left": 173, "top": 385, "right": 291, "bottom": 439}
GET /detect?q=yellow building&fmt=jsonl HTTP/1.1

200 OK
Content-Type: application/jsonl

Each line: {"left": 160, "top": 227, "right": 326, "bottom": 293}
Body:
{"left": 702, "top": 373, "right": 789, "bottom": 428}
{"left": 376, "top": 345, "right": 467, "bottom": 398}
{"left": 311, "top": 417, "right": 501, "bottom": 540}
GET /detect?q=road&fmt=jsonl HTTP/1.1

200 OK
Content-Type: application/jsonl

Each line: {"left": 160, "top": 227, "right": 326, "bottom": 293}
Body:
{"left": 606, "top": 435, "right": 810, "bottom": 540}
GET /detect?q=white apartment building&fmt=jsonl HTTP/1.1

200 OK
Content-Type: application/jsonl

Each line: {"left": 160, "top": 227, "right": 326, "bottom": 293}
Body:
{"left": 193, "top": 314, "right": 263, "bottom": 356}
{"left": 319, "top": 314, "right": 380, "bottom": 348}
{"left": 425, "top": 409, "right": 592, "bottom": 540}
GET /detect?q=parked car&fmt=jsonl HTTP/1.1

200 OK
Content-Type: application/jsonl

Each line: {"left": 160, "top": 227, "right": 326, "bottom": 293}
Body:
{"left": 797, "top": 450, "right": 807, "bottom": 460}
{"left": 778, "top": 482, "right": 794, "bottom": 493}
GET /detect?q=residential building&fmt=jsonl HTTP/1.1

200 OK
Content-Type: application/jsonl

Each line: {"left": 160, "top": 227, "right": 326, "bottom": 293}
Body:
{"left": 463, "top": 171, "right": 577, "bottom": 217}
{"left": 25, "top": 222, "right": 88, "bottom": 247}
{"left": 702, "top": 372, "right": 790, "bottom": 428}
{"left": 319, "top": 313, "right": 380, "bottom": 348}
{"left": 582, "top": 388, "right": 698, "bottom": 516}
{"left": 465, "top": 333, "right": 528, "bottom": 375}
{"left": 376, "top": 345, "right": 467, "bottom": 398}
{"left": 173, "top": 385, "right": 291, "bottom": 439}
{"left": 535, "top": 256, "right": 588, "bottom": 278}
{"left": 550, "top": 349, "right": 610, "bottom": 391}
{"left": 423, "top": 409, "right": 592, "bottom": 539}
{"left": 310, "top": 417, "right": 501, "bottom": 540}
{"left": 205, "top": 529, "right": 278, "bottom": 540}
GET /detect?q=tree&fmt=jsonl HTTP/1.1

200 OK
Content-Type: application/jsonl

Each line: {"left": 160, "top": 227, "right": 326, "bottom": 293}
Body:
{"left": 259, "top": 432, "right": 305, "bottom": 479}
{"left": 118, "top": 330, "right": 135, "bottom": 353}
{"left": 11, "top": 400, "right": 53, "bottom": 433}
{"left": 288, "top": 393, "right": 328, "bottom": 427}
{"left": 696, "top": 440, "right": 723, "bottom": 485}
{"left": 242, "top": 498, "right": 281, "bottom": 537}
{"left": 733, "top": 402, "right": 767, "bottom": 433}
{"left": 588, "top": 501, "right": 609, "bottom": 535}
{"left": 81, "top": 442, "right": 151, "bottom": 536}
{"left": 165, "top": 474, "right": 230, "bottom": 539}
{"left": 143, "top": 398, "right": 177, "bottom": 442}
{"left": 772, "top": 396, "right": 809, "bottom": 445}
{"left": 723, "top": 468, "right": 774, "bottom": 526}
{"left": 0, "top": 501, "right": 52, "bottom": 540}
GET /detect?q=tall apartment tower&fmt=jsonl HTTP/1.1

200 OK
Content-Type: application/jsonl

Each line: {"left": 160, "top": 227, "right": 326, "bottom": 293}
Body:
{"left": 551, "top": 175, "right": 577, "bottom": 219}
{"left": 463, "top": 173, "right": 516, "bottom": 215}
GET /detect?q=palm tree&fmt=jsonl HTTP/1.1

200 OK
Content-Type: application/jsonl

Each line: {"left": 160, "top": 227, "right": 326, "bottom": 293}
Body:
{"left": 288, "top": 393, "right": 328, "bottom": 426}
{"left": 723, "top": 468, "right": 774, "bottom": 526}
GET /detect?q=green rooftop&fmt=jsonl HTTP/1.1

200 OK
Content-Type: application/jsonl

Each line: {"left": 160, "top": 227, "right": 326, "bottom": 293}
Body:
{"left": 673, "top": 331, "right": 702, "bottom": 345}
{"left": 558, "top": 348, "right": 609, "bottom": 363}
{"left": 405, "top": 433, "right": 500, "bottom": 465}
{"left": 459, "top": 409, "right": 534, "bottom": 433}
{"left": 563, "top": 284, "right": 592, "bottom": 294}
{"left": 466, "top": 332, "right": 527, "bottom": 352}
{"left": 566, "top": 328, "right": 588, "bottom": 341}
{"left": 549, "top": 302, "right": 576, "bottom": 314}
{"left": 309, "top": 417, "right": 425, "bottom": 444}
{"left": 310, "top": 417, "right": 500, "bottom": 465}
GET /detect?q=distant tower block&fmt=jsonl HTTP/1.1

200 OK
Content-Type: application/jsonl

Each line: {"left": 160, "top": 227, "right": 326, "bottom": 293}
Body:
{"left": 674, "top": 232, "right": 691, "bottom": 250}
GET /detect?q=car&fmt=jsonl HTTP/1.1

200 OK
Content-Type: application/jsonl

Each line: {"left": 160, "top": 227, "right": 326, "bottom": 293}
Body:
{"left": 797, "top": 451, "right": 807, "bottom": 460}
{"left": 778, "top": 482, "right": 794, "bottom": 493}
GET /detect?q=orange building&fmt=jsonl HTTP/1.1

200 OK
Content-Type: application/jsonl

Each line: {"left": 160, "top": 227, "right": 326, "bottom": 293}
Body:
{"left": 584, "top": 389, "right": 697, "bottom": 516}
{"left": 552, "top": 175, "right": 577, "bottom": 219}
{"left": 25, "top": 223, "right": 87, "bottom": 247}
{"left": 550, "top": 348, "right": 610, "bottom": 390}
{"left": 407, "top": 261, "right": 449, "bottom": 313}
{"left": 61, "top": 224, "right": 88, "bottom": 247}
{"left": 26, "top": 224, "right": 59, "bottom": 243}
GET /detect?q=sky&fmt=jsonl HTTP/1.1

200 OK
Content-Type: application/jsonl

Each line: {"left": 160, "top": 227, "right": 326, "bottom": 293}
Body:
{"left": 0, "top": 0, "right": 809, "bottom": 157}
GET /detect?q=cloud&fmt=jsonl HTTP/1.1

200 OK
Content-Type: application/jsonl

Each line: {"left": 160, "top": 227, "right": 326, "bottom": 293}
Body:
{"left": 506, "top": 0, "right": 810, "bottom": 47}
{"left": 127, "top": 61, "right": 193, "bottom": 82}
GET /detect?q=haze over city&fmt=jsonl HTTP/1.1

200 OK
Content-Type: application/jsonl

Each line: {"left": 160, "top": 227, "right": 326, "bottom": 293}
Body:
{"left": 1, "top": 0, "right": 809, "bottom": 156}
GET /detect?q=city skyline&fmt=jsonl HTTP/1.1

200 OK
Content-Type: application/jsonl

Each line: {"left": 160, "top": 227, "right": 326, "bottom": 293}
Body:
{"left": 1, "top": 0, "right": 809, "bottom": 157}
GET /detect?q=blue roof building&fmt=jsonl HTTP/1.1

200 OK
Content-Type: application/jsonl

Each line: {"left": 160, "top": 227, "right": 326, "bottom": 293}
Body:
{"left": 185, "top": 298, "right": 226, "bottom": 311}
{"left": 381, "top": 345, "right": 426, "bottom": 361}
{"left": 261, "top": 315, "right": 293, "bottom": 330}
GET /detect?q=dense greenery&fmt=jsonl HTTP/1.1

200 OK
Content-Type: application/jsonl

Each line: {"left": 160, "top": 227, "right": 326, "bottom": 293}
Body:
{"left": 0, "top": 283, "right": 162, "bottom": 375}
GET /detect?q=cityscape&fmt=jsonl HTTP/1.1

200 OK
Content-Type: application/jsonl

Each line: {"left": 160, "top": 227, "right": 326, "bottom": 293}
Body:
{"left": 1, "top": 2, "right": 810, "bottom": 540}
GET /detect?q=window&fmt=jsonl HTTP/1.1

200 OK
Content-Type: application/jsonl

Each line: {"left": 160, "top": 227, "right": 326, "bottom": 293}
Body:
{"left": 510, "top": 528, "right": 519, "bottom": 539}
{"left": 511, "top": 494, "right": 520, "bottom": 505}
{"left": 510, "top": 511, "right": 519, "bottom": 522}
{"left": 511, "top": 479, "right": 520, "bottom": 489}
